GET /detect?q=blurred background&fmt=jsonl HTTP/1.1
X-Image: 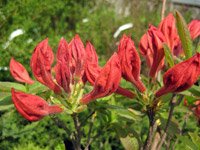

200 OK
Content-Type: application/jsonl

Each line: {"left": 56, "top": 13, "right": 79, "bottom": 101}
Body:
{"left": 0, "top": 0, "right": 199, "bottom": 149}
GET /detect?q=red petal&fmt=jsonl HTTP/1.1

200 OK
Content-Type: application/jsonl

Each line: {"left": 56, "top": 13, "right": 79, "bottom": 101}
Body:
{"left": 11, "top": 88, "right": 62, "bottom": 121}
{"left": 68, "top": 35, "right": 86, "bottom": 78}
{"left": 81, "top": 53, "right": 121, "bottom": 104}
{"left": 10, "top": 58, "right": 34, "bottom": 84}
{"left": 188, "top": 20, "right": 200, "bottom": 40}
{"left": 118, "top": 35, "right": 146, "bottom": 92}
{"left": 159, "top": 13, "right": 179, "bottom": 51}
{"left": 55, "top": 38, "right": 71, "bottom": 93}
{"left": 156, "top": 53, "right": 200, "bottom": 97}
{"left": 30, "top": 39, "right": 61, "bottom": 93}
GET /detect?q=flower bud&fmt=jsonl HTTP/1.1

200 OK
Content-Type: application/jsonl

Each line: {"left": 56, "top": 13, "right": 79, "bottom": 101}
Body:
{"left": 10, "top": 58, "right": 34, "bottom": 84}
{"left": 81, "top": 53, "right": 121, "bottom": 104}
{"left": 156, "top": 53, "right": 200, "bottom": 97}
{"left": 30, "top": 39, "right": 61, "bottom": 93}
{"left": 118, "top": 35, "right": 146, "bottom": 92}
{"left": 11, "top": 88, "right": 63, "bottom": 121}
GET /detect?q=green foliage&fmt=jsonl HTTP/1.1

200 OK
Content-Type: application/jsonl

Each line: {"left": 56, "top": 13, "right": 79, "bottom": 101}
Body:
{"left": 175, "top": 10, "right": 194, "bottom": 59}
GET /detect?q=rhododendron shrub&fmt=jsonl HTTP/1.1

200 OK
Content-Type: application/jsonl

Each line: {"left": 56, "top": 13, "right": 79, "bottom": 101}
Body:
{"left": 1, "top": 10, "right": 200, "bottom": 150}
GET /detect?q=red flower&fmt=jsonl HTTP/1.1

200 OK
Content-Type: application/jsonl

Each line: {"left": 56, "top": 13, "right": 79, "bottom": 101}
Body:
{"left": 156, "top": 53, "right": 200, "bottom": 97}
{"left": 68, "top": 34, "right": 86, "bottom": 79}
{"left": 139, "top": 26, "right": 166, "bottom": 78}
{"left": 11, "top": 88, "right": 63, "bottom": 121}
{"left": 54, "top": 38, "right": 71, "bottom": 93}
{"left": 10, "top": 58, "right": 34, "bottom": 84}
{"left": 188, "top": 20, "right": 200, "bottom": 40}
{"left": 81, "top": 53, "right": 121, "bottom": 104}
{"left": 139, "top": 33, "right": 153, "bottom": 68}
{"left": 159, "top": 13, "right": 179, "bottom": 51}
{"left": 148, "top": 26, "right": 166, "bottom": 78}
{"left": 118, "top": 35, "right": 146, "bottom": 92}
{"left": 30, "top": 39, "right": 61, "bottom": 93}
{"left": 85, "top": 42, "right": 135, "bottom": 98}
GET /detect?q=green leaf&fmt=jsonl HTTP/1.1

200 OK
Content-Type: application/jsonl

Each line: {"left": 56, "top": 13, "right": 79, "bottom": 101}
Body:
{"left": 120, "top": 135, "right": 139, "bottom": 150}
{"left": 0, "top": 82, "right": 26, "bottom": 92}
{"left": 196, "top": 42, "right": 200, "bottom": 53}
{"left": 163, "top": 44, "right": 174, "bottom": 67}
{"left": 28, "top": 81, "right": 48, "bottom": 94}
{"left": 0, "top": 95, "right": 12, "bottom": 106}
{"left": 188, "top": 85, "right": 200, "bottom": 97}
{"left": 188, "top": 132, "right": 200, "bottom": 149}
{"left": 175, "top": 10, "right": 193, "bottom": 59}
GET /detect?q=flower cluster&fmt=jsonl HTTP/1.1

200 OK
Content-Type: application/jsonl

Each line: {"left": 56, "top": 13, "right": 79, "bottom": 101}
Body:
{"left": 10, "top": 13, "right": 200, "bottom": 122}
{"left": 10, "top": 35, "right": 143, "bottom": 121}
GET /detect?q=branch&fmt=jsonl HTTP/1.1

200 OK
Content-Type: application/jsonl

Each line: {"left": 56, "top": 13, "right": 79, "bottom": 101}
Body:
{"left": 143, "top": 106, "right": 157, "bottom": 150}
{"left": 157, "top": 94, "right": 184, "bottom": 150}
{"left": 72, "top": 113, "right": 82, "bottom": 150}
{"left": 161, "top": 0, "right": 167, "bottom": 20}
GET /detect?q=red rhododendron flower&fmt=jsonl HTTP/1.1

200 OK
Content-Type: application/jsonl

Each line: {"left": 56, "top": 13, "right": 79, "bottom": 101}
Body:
{"left": 139, "top": 26, "right": 166, "bottom": 78}
{"left": 85, "top": 42, "right": 135, "bottom": 98}
{"left": 81, "top": 53, "right": 121, "bottom": 104}
{"left": 156, "top": 53, "right": 200, "bottom": 97}
{"left": 11, "top": 88, "right": 63, "bottom": 121}
{"left": 159, "top": 13, "right": 179, "bottom": 51}
{"left": 148, "top": 26, "right": 166, "bottom": 78}
{"left": 118, "top": 35, "right": 146, "bottom": 92}
{"left": 30, "top": 39, "right": 61, "bottom": 93}
{"left": 9, "top": 58, "right": 34, "bottom": 84}
{"left": 68, "top": 34, "right": 86, "bottom": 79}
{"left": 188, "top": 20, "right": 200, "bottom": 40}
{"left": 55, "top": 38, "right": 71, "bottom": 93}
{"left": 139, "top": 33, "right": 153, "bottom": 68}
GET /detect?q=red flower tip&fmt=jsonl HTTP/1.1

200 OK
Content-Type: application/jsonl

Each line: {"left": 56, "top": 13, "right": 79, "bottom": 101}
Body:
{"left": 68, "top": 35, "right": 86, "bottom": 79}
{"left": 188, "top": 20, "right": 200, "bottom": 40}
{"left": 156, "top": 53, "right": 200, "bottom": 97}
{"left": 11, "top": 88, "right": 62, "bottom": 121}
{"left": 55, "top": 38, "right": 71, "bottom": 93}
{"left": 85, "top": 41, "right": 101, "bottom": 85}
{"left": 159, "top": 13, "right": 179, "bottom": 51}
{"left": 10, "top": 58, "right": 34, "bottom": 84}
{"left": 30, "top": 39, "right": 61, "bottom": 94}
{"left": 81, "top": 53, "right": 121, "bottom": 104}
{"left": 118, "top": 35, "right": 146, "bottom": 92}
{"left": 148, "top": 27, "right": 166, "bottom": 78}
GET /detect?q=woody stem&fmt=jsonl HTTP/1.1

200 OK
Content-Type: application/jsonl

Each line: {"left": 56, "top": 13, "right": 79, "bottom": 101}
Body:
{"left": 143, "top": 106, "right": 157, "bottom": 150}
{"left": 157, "top": 94, "right": 184, "bottom": 150}
{"left": 72, "top": 113, "right": 82, "bottom": 150}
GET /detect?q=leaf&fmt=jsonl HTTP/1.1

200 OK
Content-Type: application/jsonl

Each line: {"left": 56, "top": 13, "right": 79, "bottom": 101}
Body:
{"left": 28, "top": 81, "right": 48, "bottom": 94}
{"left": 175, "top": 10, "right": 193, "bottom": 59}
{"left": 163, "top": 44, "right": 174, "bottom": 67}
{"left": 0, "top": 82, "right": 26, "bottom": 92}
{"left": 188, "top": 85, "right": 200, "bottom": 97}
{"left": 0, "top": 104, "right": 14, "bottom": 111}
{"left": 120, "top": 135, "right": 139, "bottom": 150}
{"left": 188, "top": 132, "right": 200, "bottom": 149}
{"left": 0, "top": 95, "right": 12, "bottom": 106}
{"left": 196, "top": 42, "right": 200, "bottom": 53}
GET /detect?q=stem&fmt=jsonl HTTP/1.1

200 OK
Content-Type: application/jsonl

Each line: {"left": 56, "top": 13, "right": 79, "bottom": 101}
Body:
{"left": 51, "top": 116, "right": 71, "bottom": 134}
{"left": 157, "top": 94, "right": 184, "bottom": 150}
{"left": 84, "top": 114, "right": 95, "bottom": 150}
{"left": 72, "top": 113, "right": 82, "bottom": 150}
{"left": 143, "top": 106, "right": 157, "bottom": 150}
{"left": 161, "top": 0, "right": 167, "bottom": 20}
